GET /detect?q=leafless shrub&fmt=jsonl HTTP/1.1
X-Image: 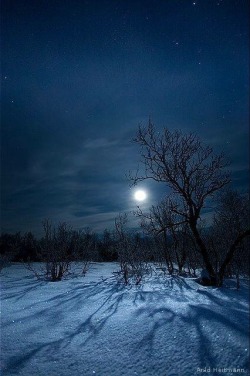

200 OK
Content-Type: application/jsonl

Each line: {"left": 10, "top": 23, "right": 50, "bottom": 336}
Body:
{"left": 205, "top": 190, "right": 250, "bottom": 286}
{"left": 24, "top": 259, "right": 44, "bottom": 280}
{"left": 71, "top": 228, "right": 96, "bottom": 275}
{"left": 0, "top": 233, "right": 21, "bottom": 271}
{"left": 114, "top": 214, "right": 151, "bottom": 285}
{"left": 39, "top": 220, "right": 72, "bottom": 281}
{"left": 0, "top": 253, "right": 14, "bottom": 272}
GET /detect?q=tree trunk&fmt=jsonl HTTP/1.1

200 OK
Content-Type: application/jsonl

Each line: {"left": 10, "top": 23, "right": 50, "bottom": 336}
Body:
{"left": 163, "top": 230, "right": 173, "bottom": 274}
{"left": 189, "top": 221, "right": 216, "bottom": 279}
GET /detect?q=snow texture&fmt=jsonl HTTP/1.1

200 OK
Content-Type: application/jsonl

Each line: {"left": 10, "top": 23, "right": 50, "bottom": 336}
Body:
{"left": 1, "top": 263, "right": 249, "bottom": 376}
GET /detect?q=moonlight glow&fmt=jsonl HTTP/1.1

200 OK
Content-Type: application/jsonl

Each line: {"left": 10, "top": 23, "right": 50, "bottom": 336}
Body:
{"left": 134, "top": 190, "right": 147, "bottom": 202}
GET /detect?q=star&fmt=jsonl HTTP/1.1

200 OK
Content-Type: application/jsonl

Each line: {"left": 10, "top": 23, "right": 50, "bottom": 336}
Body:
{"left": 172, "top": 40, "right": 180, "bottom": 46}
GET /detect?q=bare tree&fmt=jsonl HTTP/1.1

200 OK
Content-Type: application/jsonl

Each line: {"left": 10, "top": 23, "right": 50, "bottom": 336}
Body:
{"left": 71, "top": 228, "right": 96, "bottom": 275}
{"left": 171, "top": 224, "right": 189, "bottom": 275}
{"left": 137, "top": 198, "right": 177, "bottom": 274}
{"left": 114, "top": 213, "right": 150, "bottom": 285}
{"left": 130, "top": 122, "right": 248, "bottom": 285}
{"left": 40, "top": 220, "right": 72, "bottom": 281}
{"left": 0, "top": 233, "right": 21, "bottom": 271}
{"left": 209, "top": 190, "right": 250, "bottom": 286}
{"left": 137, "top": 198, "right": 201, "bottom": 276}
{"left": 98, "top": 229, "right": 118, "bottom": 261}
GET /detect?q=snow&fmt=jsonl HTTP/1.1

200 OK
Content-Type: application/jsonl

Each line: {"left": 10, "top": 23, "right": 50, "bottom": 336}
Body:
{"left": 1, "top": 263, "right": 249, "bottom": 376}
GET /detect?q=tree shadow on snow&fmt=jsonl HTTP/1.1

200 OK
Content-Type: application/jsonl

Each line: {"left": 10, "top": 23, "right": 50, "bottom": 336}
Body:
{"left": 2, "top": 276, "right": 128, "bottom": 374}
{"left": 2, "top": 274, "right": 249, "bottom": 375}
{"left": 131, "top": 289, "right": 249, "bottom": 371}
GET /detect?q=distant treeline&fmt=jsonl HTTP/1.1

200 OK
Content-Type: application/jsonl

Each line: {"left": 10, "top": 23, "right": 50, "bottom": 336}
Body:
{"left": 1, "top": 215, "right": 249, "bottom": 283}
{"left": 0, "top": 227, "right": 120, "bottom": 263}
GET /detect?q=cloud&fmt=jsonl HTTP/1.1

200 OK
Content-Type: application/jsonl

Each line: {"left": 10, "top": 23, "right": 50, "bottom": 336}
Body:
{"left": 83, "top": 138, "right": 120, "bottom": 149}
{"left": 1, "top": 129, "right": 138, "bottom": 235}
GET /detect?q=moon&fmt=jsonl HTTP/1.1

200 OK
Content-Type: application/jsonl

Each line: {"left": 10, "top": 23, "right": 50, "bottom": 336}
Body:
{"left": 134, "top": 189, "right": 147, "bottom": 202}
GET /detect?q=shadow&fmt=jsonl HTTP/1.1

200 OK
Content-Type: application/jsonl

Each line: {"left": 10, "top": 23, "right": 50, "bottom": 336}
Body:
{"left": 2, "top": 275, "right": 128, "bottom": 374}
{"left": 196, "top": 287, "right": 249, "bottom": 312}
{"left": 131, "top": 291, "right": 249, "bottom": 371}
{"left": 2, "top": 268, "right": 249, "bottom": 376}
{"left": 1, "top": 278, "right": 46, "bottom": 302}
{"left": 134, "top": 306, "right": 175, "bottom": 358}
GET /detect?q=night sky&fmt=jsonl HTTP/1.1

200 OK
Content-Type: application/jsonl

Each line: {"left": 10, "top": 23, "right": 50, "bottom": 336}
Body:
{"left": 1, "top": 0, "right": 249, "bottom": 235}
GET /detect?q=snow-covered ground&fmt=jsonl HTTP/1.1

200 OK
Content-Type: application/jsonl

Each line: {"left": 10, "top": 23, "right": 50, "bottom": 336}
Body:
{"left": 1, "top": 263, "right": 249, "bottom": 376}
